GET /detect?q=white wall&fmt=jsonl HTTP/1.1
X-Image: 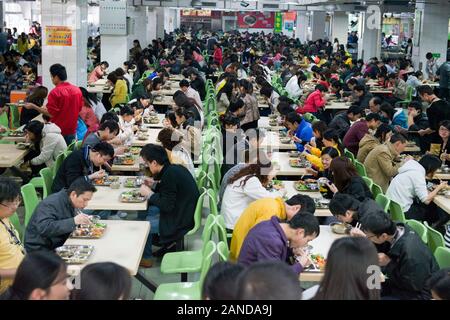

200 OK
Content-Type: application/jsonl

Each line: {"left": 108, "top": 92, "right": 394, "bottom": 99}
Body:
{"left": 88, "top": 5, "right": 99, "bottom": 37}
{"left": 4, "top": 1, "right": 40, "bottom": 33}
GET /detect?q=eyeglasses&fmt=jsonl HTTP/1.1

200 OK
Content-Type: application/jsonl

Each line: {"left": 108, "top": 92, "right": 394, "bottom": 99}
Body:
{"left": 0, "top": 198, "right": 21, "bottom": 210}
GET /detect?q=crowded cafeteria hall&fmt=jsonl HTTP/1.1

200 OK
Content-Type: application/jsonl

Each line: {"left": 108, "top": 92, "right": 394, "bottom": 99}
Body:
{"left": 0, "top": 0, "right": 449, "bottom": 302}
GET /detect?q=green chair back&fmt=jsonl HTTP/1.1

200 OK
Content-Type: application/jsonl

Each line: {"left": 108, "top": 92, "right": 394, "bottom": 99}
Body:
{"left": 53, "top": 152, "right": 66, "bottom": 178}
{"left": 66, "top": 140, "right": 77, "bottom": 152}
{"left": 405, "top": 219, "right": 427, "bottom": 243}
{"left": 375, "top": 193, "right": 391, "bottom": 212}
{"left": 434, "top": 247, "right": 450, "bottom": 269}
{"left": 344, "top": 148, "right": 355, "bottom": 163}
{"left": 0, "top": 112, "right": 9, "bottom": 128}
{"left": 21, "top": 183, "right": 39, "bottom": 228}
{"left": 354, "top": 160, "right": 367, "bottom": 177}
{"left": 201, "top": 214, "right": 217, "bottom": 244}
{"left": 362, "top": 176, "right": 373, "bottom": 190}
{"left": 424, "top": 223, "right": 445, "bottom": 253}
{"left": 186, "top": 187, "right": 207, "bottom": 236}
{"left": 199, "top": 241, "right": 216, "bottom": 286}
{"left": 371, "top": 183, "right": 383, "bottom": 199}
{"left": 9, "top": 104, "right": 21, "bottom": 129}
{"left": 39, "top": 167, "right": 53, "bottom": 199}
{"left": 217, "top": 241, "right": 230, "bottom": 262}
{"left": 9, "top": 212, "right": 23, "bottom": 242}
{"left": 389, "top": 200, "right": 406, "bottom": 223}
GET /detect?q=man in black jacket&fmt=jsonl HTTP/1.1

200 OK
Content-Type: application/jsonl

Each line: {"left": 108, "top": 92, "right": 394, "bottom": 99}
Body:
{"left": 328, "top": 105, "right": 363, "bottom": 139}
{"left": 138, "top": 144, "right": 200, "bottom": 267}
{"left": 360, "top": 211, "right": 439, "bottom": 299}
{"left": 52, "top": 142, "right": 114, "bottom": 193}
{"left": 24, "top": 178, "right": 96, "bottom": 252}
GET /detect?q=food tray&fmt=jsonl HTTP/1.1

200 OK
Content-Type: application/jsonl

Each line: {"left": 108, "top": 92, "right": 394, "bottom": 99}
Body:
{"left": 71, "top": 223, "right": 107, "bottom": 239}
{"left": 120, "top": 190, "right": 146, "bottom": 203}
{"left": 114, "top": 157, "right": 135, "bottom": 165}
{"left": 330, "top": 222, "right": 351, "bottom": 235}
{"left": 267, "top": 180, "right": 284, "bottom": 192}
{"left": 288, "top": 151, "right": 301, "bottom": 158}
{"left": 123, "top": 177, "right": 144, "bottom": 188}
{"left": 128, "top": 147, "right": 141, "bottom": 155}
{"left": 7, "top": 131, "right": 25, "bottom": 137}
{"left": 294, "top": 180, "right": 319, "bottom": 192}
{"left": 137, "top": 134, "right": 149, "bottom": 141}
{"left": 314, "top": 198, "right": 330, "bottom": 209}
{"left": 93, "top": 176, "right": 120, "bottom": 186}
{"left": 55, "top": 245, "right": 94, "bottom": 264}
{"left": 304, "top": 254, "right": 326, "bottom": 272}
{"left": 289, "top": 159, "right": 309, "bottom": 168}
{"left": 144, "top": 117, "right": 160, "bottom": 124}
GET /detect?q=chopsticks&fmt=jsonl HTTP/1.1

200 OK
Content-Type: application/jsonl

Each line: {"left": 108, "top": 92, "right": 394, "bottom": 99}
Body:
{"left": 355, "top": 222, "right": 361, "bottom": 230}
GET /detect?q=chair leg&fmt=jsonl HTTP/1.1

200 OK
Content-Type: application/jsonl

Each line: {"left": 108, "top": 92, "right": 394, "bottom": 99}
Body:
{"left": 176, "top": 239, "right": 184, "bottom": 251}
{"left": 181, "top": 273, "right": 188, "bottom": 282}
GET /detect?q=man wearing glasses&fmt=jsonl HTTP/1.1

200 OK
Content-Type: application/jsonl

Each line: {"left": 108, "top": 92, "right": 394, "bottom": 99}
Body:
{"left": 0, "top": 177, "right": 24, "bottom": 294}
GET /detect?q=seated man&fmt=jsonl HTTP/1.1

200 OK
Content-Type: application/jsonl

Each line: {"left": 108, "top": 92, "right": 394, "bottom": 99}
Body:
{"left": 52, "top": 142, "right": 114, "bottom": 194}
{"left": 82, "top": 121, "right": 119, "bottom": 148}
{"left": 360, "top": 211, "right": 439, "bottom": 300}
{"left": 0, "top": 177, "right": 24, "bottom": 294}
{"left": 230, "top": 195, "right": 316, "bottom": 262}
{"left": 138, "top": 144, "right": 200, "bottom": 268}
{"left": 238, "top": 213, "right": 319, "bottom": 275}
{"left": 24, "top": 178, "right": 96, "bottom": 252}
{"left": 328, "top": 105, "right": 363, "bottom": 140}
{"left": 344, "top": 113, "right": 381, "bottom": 156}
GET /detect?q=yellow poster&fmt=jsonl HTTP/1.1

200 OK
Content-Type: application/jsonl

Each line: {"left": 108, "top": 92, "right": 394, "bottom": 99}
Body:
{"left": 45, "top": 26, "right": 72, "bottom": 46}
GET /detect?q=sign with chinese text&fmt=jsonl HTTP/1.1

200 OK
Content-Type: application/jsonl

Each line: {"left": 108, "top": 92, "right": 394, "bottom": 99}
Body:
{"left": 274, "top": 12, "right": 282, "bottom": 33}
{"left": 45, "top": 26, "right": 72, "bottom": 46}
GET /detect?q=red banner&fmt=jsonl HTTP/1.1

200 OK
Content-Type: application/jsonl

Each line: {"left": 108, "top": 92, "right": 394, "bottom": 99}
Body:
{"left": 237, "top": 12, "right": 275, "bottom": 29}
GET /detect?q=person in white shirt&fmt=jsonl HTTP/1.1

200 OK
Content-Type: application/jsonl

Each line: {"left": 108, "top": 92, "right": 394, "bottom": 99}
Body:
{"left": 179, "top": 79, "right": 203, "bottom": 123}
{"left": 220, "top": 162, "right": 285, "bottom": 230}
{"left": 108, "top": 106, "right": 136, "bottom": 145}
{"left": 386, "top": 155, "right": 447, "bottom": 224}
{"left": 406, "top": 71, "right": 424, "bottom": 96}
{"left": 260, "top": 86, "right": 280, "bottom": 113}
{"left": 385, "top": 59, "right": 397, "bottom": 75}
{"left": 285, "top": 71, "right": 307, "bottom": 99}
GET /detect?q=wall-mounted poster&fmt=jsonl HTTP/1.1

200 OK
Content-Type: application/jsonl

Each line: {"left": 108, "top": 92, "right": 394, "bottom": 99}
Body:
{"left": 237, "top": 12, "right": 275, "bottom": 29}
{"left": 45, "top": 26, "right": 72, "bottom": 46}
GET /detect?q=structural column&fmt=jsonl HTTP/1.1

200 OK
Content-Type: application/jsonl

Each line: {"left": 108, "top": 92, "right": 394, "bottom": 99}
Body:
{"left": 310, "top": 11, "right": 326, "bottom": 41}
{"left": 295, "top": 11, "right": 309, "bottom": 43}
{"left": 357, "top": 10, "right": 382, "bottom": 61}
{"left": 411, "top": 0, "right": 450, "bottom": 77}
{"left": 41, "top": 0, "right": 88, "bottom": 89}
{"left": 332, "top": 11, "right": 348, "bottom": 46}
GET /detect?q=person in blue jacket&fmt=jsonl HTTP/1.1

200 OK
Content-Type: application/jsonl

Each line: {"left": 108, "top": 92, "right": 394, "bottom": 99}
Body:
{"left": 285, "top": 112, "right": 313, "bottom": 152}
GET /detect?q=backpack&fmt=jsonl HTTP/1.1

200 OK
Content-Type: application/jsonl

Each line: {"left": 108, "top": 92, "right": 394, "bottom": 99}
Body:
{"left": 76, "top": 117, "right": 88, "bottom": 141}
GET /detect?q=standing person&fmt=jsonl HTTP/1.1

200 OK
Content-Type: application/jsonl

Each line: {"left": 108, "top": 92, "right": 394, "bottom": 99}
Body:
{"left": 425, "top": 52, "right": 439, "bottom": 81}
{"left": 23, "top": 64, "right": 84, "bottom": 145}
{"left": 17, "top": 33, "right": 29, "bottom": 54}
{"left": 437, "top": 59, "right": 450, "bottom": 100}
{"left": 213, "top": 43, "right": 223, "bottom": 66}
{"left": 0, "top": 28, "right": 7, "bottom": 54}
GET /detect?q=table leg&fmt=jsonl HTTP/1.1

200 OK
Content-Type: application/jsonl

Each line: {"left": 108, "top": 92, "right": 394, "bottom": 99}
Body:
{"left": 135, "top": 271, "right": 158, "bottom": 292}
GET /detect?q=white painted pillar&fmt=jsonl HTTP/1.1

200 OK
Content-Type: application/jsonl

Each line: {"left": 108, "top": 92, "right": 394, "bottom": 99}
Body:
{"left": 147, "top": 9, "right": 157, "bottom": 43}
{"left": 332, "top": 12, "right": 348, "bottom": 46}
{"left": 311, "top": 11, "right": 326, "bottom": 41}
{"left": 295, "top": 11, "right": 309, "bottom": 43}
{"left": 41, "top": 0, "right": 88, "bottom": 89}
{"left": 357, "top": 11, "right": 382, "bottom": 61}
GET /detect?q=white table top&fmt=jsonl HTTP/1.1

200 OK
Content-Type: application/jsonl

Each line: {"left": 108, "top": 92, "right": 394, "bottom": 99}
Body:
{"left": 169, "top": 75, "right": 184, "bottom": 81}
{"left": 154, "top": 87, "right": 178, "bottom": 96}
{"left": 258, "top": 117, "right": 284, "bottom": 131}
{"left": 324, "top": 101, "right": 349, "bottom": 110}
{"left": 111, "top": 155, "right": 143, "bottom": 172}
{"left": 283, "top": 181, "right": 331, "bottom": 217}
{"left": 299, "top": 226, "right": 346, "bottom": 282}
{"left": 152, "top": 95, "right": 175, "bottom": 106}
{"left": 142, "top": 114, "right": 165, "bottom": 128}
{"left": 131, "top": 128, "right": 161, "bottom": 147}
{"left": 271, "top": 152, "right": 309, "bottom": 176}
{"left": 261, "top": 131, "right": 297, "bottom": 151}
{"left": 434, "top": 172, "right": 450, "bottom": 180}
{"left": 434, "top": 195, "right": 450, "bottom": 214}
{"left": 64, "top": 220, "right": 150, "bottom": 276}
{"left": 0, "top": 144, "right": 29, "bottom": 167}
{"left": 86, "top": 176, "right": 148, "bottom": 211}
{"left": 0, "top": 133, "right": 27, "bottom": 143}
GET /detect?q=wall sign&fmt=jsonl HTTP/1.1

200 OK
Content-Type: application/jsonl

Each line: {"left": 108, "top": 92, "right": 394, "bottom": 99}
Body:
{"left": 45, "top": 26, "right": 72, "bottom": 46}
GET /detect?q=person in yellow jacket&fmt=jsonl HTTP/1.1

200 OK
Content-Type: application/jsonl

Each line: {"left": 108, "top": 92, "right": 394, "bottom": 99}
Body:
{"left": 303, "top": 129, "right": 344, "bottom": 171}
{"left": 107, "top": 72, "right": 128, "bottom": 108}
{"left": 17, "top": 33, "right": 29, "bottom": 54}
{"left": 229, "top": 195, "right": 316, "bottom": 262}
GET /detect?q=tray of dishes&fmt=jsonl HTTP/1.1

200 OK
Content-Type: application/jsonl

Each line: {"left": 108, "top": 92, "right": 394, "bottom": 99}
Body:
{"left": 137, "top": 133, "right": 149, "bottom": 141}
{"left": 93, "top": 176, "right": 119, "bottom": 186}
{"left": 16, "top": 142, "right": 30, "bottom": 150}
{"left": 55, "top": 245, "right": 94, "bottom": 264}
{"left": 289, "top": 159, "right": 310, "bottom": 168}
{"left": 305, "top": 253, "right": 326, "bottom": 272}
{"left": 114, "top": 155, "right": 135, "bottom": 165}
{"left": 288, "top": 151, "right": 301, "bottom": 158}
{"left": 266, "top": 180, "right": 284, "bottom": 192}
{"left": 71, "top": 222, "right": 107, "bottom": 239}
{"left": 123, "top": 177, "right": 144, "bottom": 188}
{"left": 314, "top": 198, "right": 330, "bottom": 209}
{"left": 126, "top": 147, "right": 141, "bottom": 155}
{"left": 144, "top": 116, "right": 160, "bottom": 124}
{"left": 6, "top": 130, "right": 25, "bottom": 137}
{"left": 330, "top": 222, "right": 352, "bottom": 235}
{"left": 120, "top": 190, "right": 146, "bottom": 203}
{"left": 294, "top": 179, "right": 319, "bottom": 192}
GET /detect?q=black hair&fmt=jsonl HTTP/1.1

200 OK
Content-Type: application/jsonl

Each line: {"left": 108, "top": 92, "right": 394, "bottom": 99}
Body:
{"left": 321, "top": 146, "right": 340, "bottom": 159}
{"left": 428, "top": 268, "right": 450, "bottom": 300}
{"left": 120, "top": 106, "right": 134, "bottom": 116}
{"left": 260, "top": 86, "right": 274, "bottom": 98}
{"left": 285, "top": 111, "right": 302, "bottom": 125}
{"left": 239, "top": 79, "right": 253, "bottom": 94}
{"left": 322, "top": 129, "right": 344, "bottom": 154}
{"left": 179, "top": 79, "right": 190, "bottom": 88}
{"left": 91, "top": 141, "right": 115, "bottom": 158}
{"left": 380, "top": 103, "right": 395, "bottom": 120}
{"left": 152, "top": 77, "right": 164, "bottom": 90}
{"left": 0, "top": 177, "right": 21, "bottom": 204}
{"left": 425, "top": 52, "right": 433, "bottom": 60}
{"left": 277, "top": 101, "right": 293, "bottom": 116}
{"left": 237, "top": 261, "right": 302, "bottom": 300}
{"left": 353, "top": 85, "right": 366, "bottom": 93}
{"left": 365, "top": 113, "right": 381, "bottom": 122}
{"left": 0, "top": 251, "right": 67, "bottom": 300}
{"left": 140, "top": 143, "right": 170, "bottom": 165}
{"left": 419, "top": 154, "right": 442, "bottom": 175}
{"left": 49, "top": 64, "right": 67, "bottom": 81}
{"left": 220, "top": 113, "right": 240, "bottom": 128}
{"left": 315, "top": 84, "right": 327, "bottom": 92}
{"left": 439, "top": 120, "right": 450, "bottom": 131}
{"left": 100, "top": 112, "right": 119, "bottom": 124}
{"left": 408, "top": 101, "right": 423, "bottom": 111}
{"left": 71, "top": 262, "right": 131, "bottom": 300}
{"left": 347, "top": 105, "right": 362, "bottom": 116}
{"left": 67, "top": 177, "right": 97, "bottom": 196}
{"left": 389, "top": 133, "right": 407, "bottom": 144}
{"left": 329, "top": 193, "right": 360, "bottom": 216}
{"left": 285, "top": 194, "right": 316, "bottom": 214}
{"left": 107, "top": 72, "right": 118, "bottom": 84}
{"left": 98, "top": 121, "right": 119, "bottom": 135}
{"left": 417, "top": 85, "right": 434, "bottom": 96}
{"left": 165, "top": 110, "right": 178, "bottom": 128}
{"left": 100, "top": 61, "right": 109, "bottom": 68}
{"left": 374, "top": 123, "right": 392, "bottom": 143}
{"left": 311, "top": 120, "right": 327, "bottom": 136}
{"left": 288, "top": 212, "right": 320, "bottom": 237}
{"left": 24, "top": 120, "right": 44, "bottom": 146}
{"left": 347, "top": 78, "right": 358, "bottom": 86}
{"left": 227, "top": 98, "right": 245, "bottom": 113}
{"left": 371, "top": 96, "right": 382, "bottom": 107}
{"left": 202, "top": 262, "right": 244, "bottom": 300}
{"left": 360, "top": 211, "right": 397, "bottom": 237}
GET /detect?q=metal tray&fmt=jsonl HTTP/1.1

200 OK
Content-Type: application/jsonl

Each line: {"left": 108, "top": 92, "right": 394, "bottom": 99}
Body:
{"left": 55, "top": 245, "right": 94, "bottom": 264}
{"left": 123, "top": 177, "right": 143, "bottom": 188}
{"left": 71, "top": 223, "right": 107, "bottom": 239}
{"left": 113, "top": 157, "right": 135, "bottom": 165}
{"left": 120, "top": 190, "right": 146, "bottom": 203}
{"left": 93, "top": 176, "right": 120, "bottom": 186}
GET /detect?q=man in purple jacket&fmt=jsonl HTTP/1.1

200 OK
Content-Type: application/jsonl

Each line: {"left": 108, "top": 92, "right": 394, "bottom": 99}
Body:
{"left": 238, "top": 213, "right": 320, "bottom": 275}
{"left": 343, "top": 112, "right": 381, "bottom": 156}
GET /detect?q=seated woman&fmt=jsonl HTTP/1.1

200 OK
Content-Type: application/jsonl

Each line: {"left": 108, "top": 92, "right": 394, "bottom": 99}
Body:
{"left": 79, "top": 87, "right": 100, "bottom": 134}
{"left": 131, "top": 78, "right": 152, "bottom": 101}
{"left": 174, "top": 107, "right": 201, "bottom": 161}
{"left": 327, "top": 156, "right": 373, "bottom": 202}
{"left": 88, "top": 61, "right": 109, "bottom": 84}
{"left": 305, "top": 147, "right": 340, "bottom": 199}
{"left": 304, "top": 129, "right": 344, "bottom": 171}
{"left": 109, "top": 106, "right": 136, "bottom": 146}
{"left": 107, "top": 72, "right": 128, "bottom": 108}
{"left": 309, "top": 120, "right": 328, "bottom": 149}
{"left": 296, "top": 84, "right": 327, "bottom": 118}
{"left": 380, "top": 102, "right": 407, "bottom": 129}
{"left": 357, "top": 123, "right": 393, "bottom": 163}
{"left": 437, "top": 120, "right": 450, "bottom": 166}
{"left": 20, "top": 86, "right": 48, "bottom": 126}
{"left": 23, "top": 119, "right": 67, "bottom": 176}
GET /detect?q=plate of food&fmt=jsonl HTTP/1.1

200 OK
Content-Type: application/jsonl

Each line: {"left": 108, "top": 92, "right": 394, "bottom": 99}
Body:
{"left": 7, "top": 130, "right": 25, "bottom": 137}
{"left": 139, "top": 126, "right": 149, "bottom": 132}
{"left": 123, "top": 177, "right": 144, "bottom": 188}
{"left": 16, "top": 142, "right": 30, "bottom": 150}
{"left": 289, "top": 159, "right": 309, "bottom": 168}
{"left": 71, "top": 222, "right": 107, "bottom": 239}
{"left": 268, "top": 114, "right": 278, "bottom": 120}
{"left": 129, "top": 147, "right": 141, "bottom": 155}
{"left": 280, "top": 137, "right": 292, "bottom": 144}
{"left": 93, "top": 176, "right": 119, "bottom": 186}
{"left": 289, "top": 151, "right": 301, "bottom": 158}
{"left": 55, "top": 245, "right": 94, "bottom": 264}
{"left": 145, "top": 116, "right": 160, "bottom": 124}
{"left": 114, "top": 155, "right": 135, "bottom": 165}
{"left": 294, "top": 179, "right": 319, "bottom": 192}
{"left": 269, "top": 120, "right": 278, "bottom": 126}
{"left": 307, "top": 253, "right": 326, "bottom": 272}
{"left": 137, "top": 133, "right": 149, "bottom": 141}
{"left": 267, "top": 180, "right": 284, "bottom": 192}
{"left": 330, "top": 222, "right": 352, "bottom": 235}
{"left": 120, "top": 190, "right": 146, "bottom": 203}
{"left": 153, "top": 95, "right": 164, "bottom": 102}
{"left": 314, "top": 198, "right": 330, "bottom": 209}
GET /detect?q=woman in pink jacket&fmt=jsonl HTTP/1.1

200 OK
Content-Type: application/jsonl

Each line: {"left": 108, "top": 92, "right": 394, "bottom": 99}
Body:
{"left": 296, "top": 84, "right": 327, "bottom": 116}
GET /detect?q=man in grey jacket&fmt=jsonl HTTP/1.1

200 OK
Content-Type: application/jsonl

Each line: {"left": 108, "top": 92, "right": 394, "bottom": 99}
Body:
{"left": 24, "top": 178, "right": 96, "bottom": 252}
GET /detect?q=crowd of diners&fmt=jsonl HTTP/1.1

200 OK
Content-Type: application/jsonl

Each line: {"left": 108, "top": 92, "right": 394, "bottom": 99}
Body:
{"left": 0, "top": 28, "right": 449, "bottom": 300}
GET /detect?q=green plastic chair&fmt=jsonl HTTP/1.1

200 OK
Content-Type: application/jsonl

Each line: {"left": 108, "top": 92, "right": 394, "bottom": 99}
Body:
{"left": 153, "top": 241, "right": 216, "bottom": 300}
{"left": 0, "top": 112, "right": 9, "bottom": 128}
{"left": 406, "top": 219, "right": 427, "bottom": 244}
{"left": 394, "top": 86, "right": 414, "bottom": 109}
{"left": 21, "top": 183, "right": 39, "bottom": 228}
{"left": 424, "top": 222, "right": 445, "bottom": 253}
{"left": 52, "top": 152, "right": 66, "bottom": 178}
{"left": 9, "top": 212, "right": 23, "bottom": 242}
{"left": 217, "top": 241, "right": 230, "bottom": 262}
{"left": 362, "top": 176, "right": 373, "bottom": 190}
{"left": 66, "top": 140, "right": 77, "bottom": 152}
{"left": 160, "top": 215, "right": 216, "bottom": 276}
{"left": 9, "top": 104, "right": 21, "bottom": 129}
{"left": 186, "top": 188, "right": 208, "bottom": 237}
{"left": 354, "top": 160, "right": 367, "bottom": 177}
{"left": 434, "top": 247, "right": 450, "bottom": 269}
{"left": 375, "top": 194, "right": 391, "bottom": 212}
{"left": 196, "top": 170, "right": 217, "bottom": 192}
{"left": 371, "top": 183, "right": 383, "bottom": 199}
{"left": 39, "top": 167, "right": 53, "bottom": 199}
{"left": 344, "top": 148, "right": 355, "bottom": 163}
{"left": 389, "top": 200, "right": 406, "bottom": 223}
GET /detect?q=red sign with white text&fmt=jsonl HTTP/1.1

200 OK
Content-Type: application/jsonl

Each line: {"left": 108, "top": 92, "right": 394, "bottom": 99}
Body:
{"left": 237, "top": 12, "right": 275, "bottom": 29}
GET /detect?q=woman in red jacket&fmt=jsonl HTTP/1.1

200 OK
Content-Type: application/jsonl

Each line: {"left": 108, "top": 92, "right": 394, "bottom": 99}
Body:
{"left": 296, "top": 84, "right": 328, "bottom": 116}
{"left": 213, "top": 43, "right": 223, "bottom": 67}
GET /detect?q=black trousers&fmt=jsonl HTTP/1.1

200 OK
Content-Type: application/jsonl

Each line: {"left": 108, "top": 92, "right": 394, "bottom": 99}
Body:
{"left": 405, "top": 201, "right": 450, "bottom": 227}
